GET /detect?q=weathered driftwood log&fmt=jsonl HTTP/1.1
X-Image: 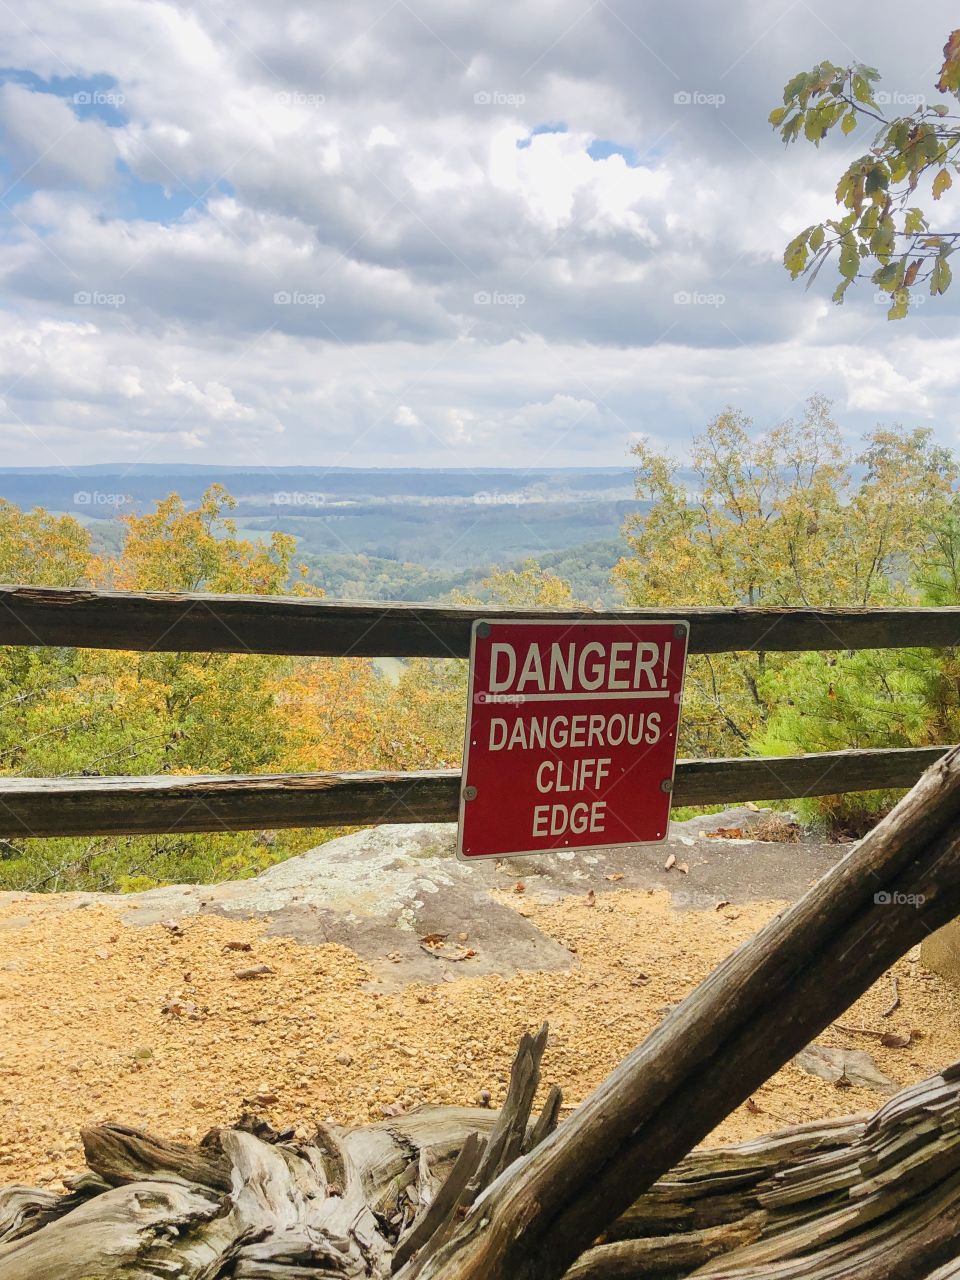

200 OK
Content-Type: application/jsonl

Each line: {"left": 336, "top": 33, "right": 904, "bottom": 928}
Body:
{"left": 9, "top": 1057, "right": 960, "bottom": 1278}
{"left": 0, "top": 1030, "right": 547, "bottom": 1280}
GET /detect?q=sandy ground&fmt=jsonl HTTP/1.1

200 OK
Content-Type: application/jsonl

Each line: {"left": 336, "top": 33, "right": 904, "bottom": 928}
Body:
{"left": 1, "top": 887, "right": 957, "bottom": 1188}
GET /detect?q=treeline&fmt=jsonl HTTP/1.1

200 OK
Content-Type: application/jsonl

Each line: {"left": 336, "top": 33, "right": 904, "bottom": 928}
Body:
{"left": 616, "top": 396, "right": 960, "bottom": 830}
{"left": 303, "top": 540, "right": 623, "bottom": 606}
{"left": 2, "top": 395, "right": 960, "bottom": 890}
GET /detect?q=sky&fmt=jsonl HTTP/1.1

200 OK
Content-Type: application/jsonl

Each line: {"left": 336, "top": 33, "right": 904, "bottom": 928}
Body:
{"left": 0, "top": 0, "right": 959, "bottom": 471}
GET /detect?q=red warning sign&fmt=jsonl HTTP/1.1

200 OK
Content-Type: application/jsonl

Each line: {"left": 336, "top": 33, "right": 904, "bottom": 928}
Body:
{"left": 457, "top": 618, "right": 689, "bottom": 860}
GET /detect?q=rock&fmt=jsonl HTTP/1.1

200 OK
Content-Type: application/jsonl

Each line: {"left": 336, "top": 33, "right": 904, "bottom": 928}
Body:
{"left": 793, "top": 1044, "right": 899, "bottom": 1093}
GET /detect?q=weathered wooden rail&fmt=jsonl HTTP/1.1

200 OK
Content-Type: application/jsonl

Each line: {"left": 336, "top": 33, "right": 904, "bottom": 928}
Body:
{"left": 0, "top": 747, "right": 948, "bottom": 839}
{"left": 0, "top": 584, "right": 956, "bottom": 839}
{"left": 2, "top": 584, "right": 960, "bottom": 657}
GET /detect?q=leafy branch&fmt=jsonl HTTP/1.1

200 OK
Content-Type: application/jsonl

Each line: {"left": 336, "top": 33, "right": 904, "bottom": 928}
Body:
{"left": 772, "top": 30, "right": 960, "bottom": 318}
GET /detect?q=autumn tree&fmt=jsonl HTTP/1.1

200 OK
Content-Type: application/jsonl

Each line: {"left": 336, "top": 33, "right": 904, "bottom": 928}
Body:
{"left": 467, "top": 560, "right": 582, "bottom": 610}
{"left": 614, "top": 397, "right": 956, "bottom": 758}
{"left": 0, "top": 488, "right": 346, "bottom": 890}
{"left": 773, "top": 30, "right": 960, "bottom": 316}
{"left": 380, "top": 561, "right": 588, "bottom": 772}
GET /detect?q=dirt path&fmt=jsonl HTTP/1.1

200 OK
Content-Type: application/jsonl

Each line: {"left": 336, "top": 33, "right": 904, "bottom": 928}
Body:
{"left": 2, "top": 884, "right": 958, "bottom": 1189}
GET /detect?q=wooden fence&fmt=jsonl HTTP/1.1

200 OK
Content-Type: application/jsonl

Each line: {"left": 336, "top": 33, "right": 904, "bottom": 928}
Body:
{"left": 0, "top": 584, "right": 957, "bottom": 840}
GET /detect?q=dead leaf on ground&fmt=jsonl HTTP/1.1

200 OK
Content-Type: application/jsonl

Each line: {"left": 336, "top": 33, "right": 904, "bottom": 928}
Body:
{"left": 704, "top": 827, "right": 745, "bottom": 840}
{"left": 880, "top": 1032, "right": 913, "bottom": 1049}
{"left": 419, "top": 932, "right": 449, "bottom": 946}
{"left": 162, "top": 999, "right": 204, "bottom": 1020}
{"left": 677, "top": 862, "right": 689, "bottom": 875}
{"left": 247, "top": 1090, "right": 279, "bottom": 1106}
{"left": 605, "top": 873, "right": 624, "bottom": 882}
{"left": 223, "top": 941, "right": 253, "bottom": 952}
{"left": 419, "top": 941, "right": 477, "bottom": 962}
{"left": 586, "top": 889, "right": 596, "bottom": 906}
{"left": 715, "top": 900, "right": 730, "bottom": 911}
{"left": 234, "top": 964, "right": 274, "bottom": 980}
{"left": 514, "top": 882, "right": 526, "bottom": 894}
{"left": 794, "top": 1044, "right": 898, "bottom": 1093}
{"left": 159, "top": 920, "right": 184, "bottom": 936}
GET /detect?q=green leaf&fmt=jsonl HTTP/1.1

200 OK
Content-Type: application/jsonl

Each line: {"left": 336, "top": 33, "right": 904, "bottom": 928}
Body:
{"left": 784, "top": 230, "right": 811, "bottom": 278}
{"left": 769, "top": 105, "right": 789, "bottom": 127}
{"left": 861, "top": 205, "right": 879, "bottom": 238}
{"left": 804, "top": 108, "right": 825, "bottom": 142}
{"left": 851, "top": 74, "right": 873, "bottom": 104}
{"left": 887, "top": 289, "right": 909, "bottom": 321}
{"left": 873, "top": 262, "right": 901, "bottom": 291}
{"left": 841, "top": 111, "right": 857, "bottom": 135}
{"left": 871, "top": 215, "right": 895, "bottom": 262}
{"left": 809, "top": 225, "right": 825, "bottom": 252}
{"left": 783, "top": 72, "right": 810, "bottom": 103}
{"left": 864, "top": 163, "right": 889, "bottom": 196}
{"left": 832, "top": 277, "right": 852, "bottom": 305}
{"left": 904, "top": 207, "right": 927, "bottom": 236}
{"left": 932, "top": 254, "right": 954, "bottom": 297}
{"left": 839, "top": 242, "right": 860, "bottom": 280}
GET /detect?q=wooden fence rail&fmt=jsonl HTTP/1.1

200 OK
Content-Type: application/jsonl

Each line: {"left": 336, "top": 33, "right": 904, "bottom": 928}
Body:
{"left": 1, "top": 585, "right": 958, "bottom": 838}
{"left": 3, "top": 585, "right": 960, "bottom": 657}
{"left": 0, "top": 747, "right": 947, "bottom": 839}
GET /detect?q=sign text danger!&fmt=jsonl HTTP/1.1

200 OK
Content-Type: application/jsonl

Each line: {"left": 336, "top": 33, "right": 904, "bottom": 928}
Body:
{"left": 457, "top": 619, "right": 689, "bottom": 860}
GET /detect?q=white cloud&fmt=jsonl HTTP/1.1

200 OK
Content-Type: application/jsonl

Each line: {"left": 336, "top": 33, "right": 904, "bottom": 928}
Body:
{"left": 0, "top": 83, "right": 117, "bottom": 189}
{"left": 0, "top": 0, "right": 958, "bottom": 465}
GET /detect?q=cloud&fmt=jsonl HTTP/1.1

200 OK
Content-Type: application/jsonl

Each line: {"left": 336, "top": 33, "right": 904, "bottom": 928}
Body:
{"left": 0, "top": 0, "right": 958, "bottom": 465}
{"left": 0, "top": 83, "right": 118, "bottom": 189}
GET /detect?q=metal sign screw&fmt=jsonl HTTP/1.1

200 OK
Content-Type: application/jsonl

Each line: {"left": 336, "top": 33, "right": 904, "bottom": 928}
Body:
{"left": 476, "top": 622, "right": 491, "bottom": 639}
{"left": 463, "top": 785, "right": 478, "bottom": 801}
{"left": 660, "top": 778, "right": 673, "bottom": 793}
{"left": 674, "top": 624, "right": 687, "bottom": 638}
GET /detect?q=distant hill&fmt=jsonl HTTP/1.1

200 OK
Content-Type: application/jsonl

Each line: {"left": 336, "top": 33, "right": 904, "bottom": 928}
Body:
{"left": 0, "top": 466, "right": 640, "bottom": 601}
{"left": 0, "top": 464, "right": 636, "bottom": 509}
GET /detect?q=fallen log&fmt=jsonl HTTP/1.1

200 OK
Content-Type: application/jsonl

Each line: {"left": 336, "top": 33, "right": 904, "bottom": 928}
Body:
{"left": 9, "top": 1056, "right": 960, "bottom": 1278}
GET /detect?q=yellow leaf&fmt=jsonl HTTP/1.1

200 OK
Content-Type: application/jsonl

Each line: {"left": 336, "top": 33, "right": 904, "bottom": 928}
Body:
{"left": 933, "top": 168, "right": 953, "bottom": 201}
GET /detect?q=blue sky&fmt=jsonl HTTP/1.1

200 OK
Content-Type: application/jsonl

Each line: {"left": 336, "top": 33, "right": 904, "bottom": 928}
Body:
{"left": 0, "top": 0, "right": 958, "bottom": 469}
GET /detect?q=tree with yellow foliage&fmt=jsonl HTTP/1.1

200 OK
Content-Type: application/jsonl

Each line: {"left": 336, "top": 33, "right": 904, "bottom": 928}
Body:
{"left": 614, "top": 397, "right": 957, "bottom": 759}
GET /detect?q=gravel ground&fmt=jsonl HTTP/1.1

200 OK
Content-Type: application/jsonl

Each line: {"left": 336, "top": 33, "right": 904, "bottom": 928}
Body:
{"left": 1, "top": 885, "right": 957, "bottom": 1188}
